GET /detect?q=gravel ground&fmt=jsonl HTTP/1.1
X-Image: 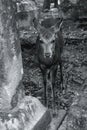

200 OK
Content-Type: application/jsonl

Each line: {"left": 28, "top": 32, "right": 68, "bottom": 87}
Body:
{"left": 21, "top": 20, "right": 87, "bottom": 111}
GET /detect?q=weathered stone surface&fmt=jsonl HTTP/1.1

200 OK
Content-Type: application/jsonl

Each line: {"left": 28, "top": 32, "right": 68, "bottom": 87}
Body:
{"left": 47, "top": 110, "right": 67, "bottom": 130}
{"left": 0, "top": 96, "right": 51, "bottom": 130}
{"left": 0, "top": 0, "right": 23, "bottom": 111}
{"left": 67, "top": 92, "right": 87, "bottom": 130}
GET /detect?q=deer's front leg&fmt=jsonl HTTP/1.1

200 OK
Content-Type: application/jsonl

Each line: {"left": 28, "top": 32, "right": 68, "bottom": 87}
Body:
{"left": 43, "top": 72, "right": 48, "bottom": 106}
{"left": 40, "top": 65, "right": 48, "bottom": 107}
{"left": 51, "top": 65, "right": 58, "bottom": 111}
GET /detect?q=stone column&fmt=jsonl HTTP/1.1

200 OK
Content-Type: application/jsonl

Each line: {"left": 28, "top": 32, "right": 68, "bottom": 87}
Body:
{"left": 0, "top": 0, "right": 23, "bottom": 111}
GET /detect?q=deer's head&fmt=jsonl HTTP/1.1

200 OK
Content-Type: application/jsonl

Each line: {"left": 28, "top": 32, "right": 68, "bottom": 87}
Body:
{"left": 33, "top": 18, "right": 63, "bottom": 58}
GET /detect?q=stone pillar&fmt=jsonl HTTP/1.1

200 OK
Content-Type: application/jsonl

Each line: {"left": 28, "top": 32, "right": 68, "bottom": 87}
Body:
{"left": 0, "top": 0, "right": 23, "bottom": 111}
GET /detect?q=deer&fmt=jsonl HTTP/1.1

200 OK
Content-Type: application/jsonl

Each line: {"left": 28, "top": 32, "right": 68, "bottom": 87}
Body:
{"left": 33, "top": 18, "right": 64, "bottom": 111}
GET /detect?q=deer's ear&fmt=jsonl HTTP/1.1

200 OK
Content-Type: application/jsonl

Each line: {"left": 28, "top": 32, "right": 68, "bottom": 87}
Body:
{"left": 33, "top": 18, "right": 46, "bottom": 34}
{"left": 51, "top": 19, "right": 63, "bottom": 33}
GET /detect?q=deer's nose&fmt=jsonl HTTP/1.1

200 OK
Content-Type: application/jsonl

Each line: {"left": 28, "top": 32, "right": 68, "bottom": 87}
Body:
{"left": 45, "top": 53, "right": 50, "bottom": 57}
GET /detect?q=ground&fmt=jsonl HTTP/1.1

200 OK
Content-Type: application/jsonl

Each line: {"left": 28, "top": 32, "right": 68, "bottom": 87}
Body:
{"left": 21, "top": 19, "right": 87, "bottom": 112}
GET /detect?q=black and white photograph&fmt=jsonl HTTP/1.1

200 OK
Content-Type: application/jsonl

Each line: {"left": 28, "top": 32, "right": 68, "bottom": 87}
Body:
{"left": 0, "top": 0, "right": 87, "bottom": 130}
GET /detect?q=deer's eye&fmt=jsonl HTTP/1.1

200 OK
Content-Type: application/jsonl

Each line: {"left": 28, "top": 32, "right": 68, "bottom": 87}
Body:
{"left": 52, "top": 40, "right": 55, "bottom": 43}
{"left": 39, "top": 39, "right": 43, "bottom": 43}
